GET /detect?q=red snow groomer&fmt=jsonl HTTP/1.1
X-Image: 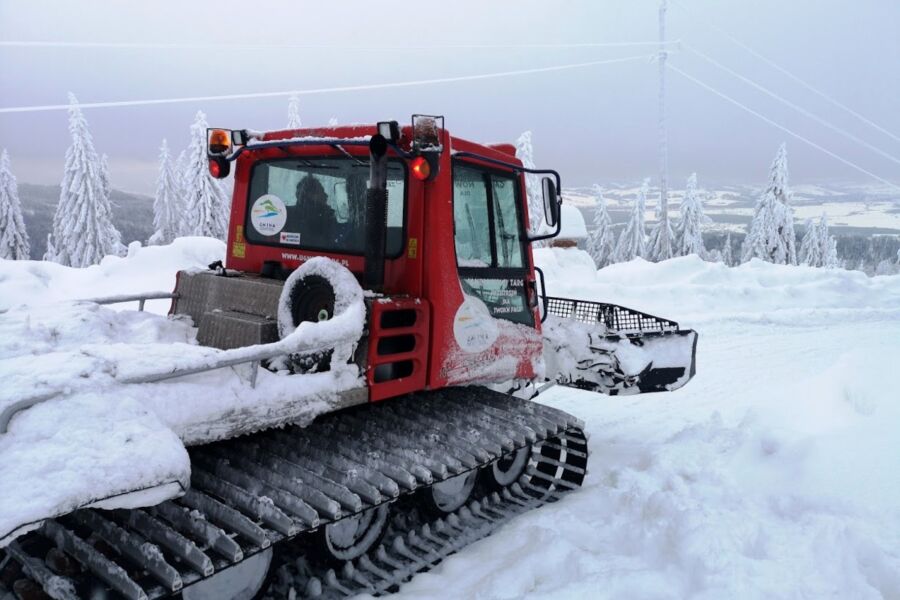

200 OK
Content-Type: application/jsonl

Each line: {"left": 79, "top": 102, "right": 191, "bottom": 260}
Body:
{"left": 1, "top": 116, "right": 696, "bottom": 599}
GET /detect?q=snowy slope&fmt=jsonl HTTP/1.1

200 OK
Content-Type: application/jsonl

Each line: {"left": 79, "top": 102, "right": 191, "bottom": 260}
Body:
{"left": 391, "top": 249, "right": 900, "bottom": 599}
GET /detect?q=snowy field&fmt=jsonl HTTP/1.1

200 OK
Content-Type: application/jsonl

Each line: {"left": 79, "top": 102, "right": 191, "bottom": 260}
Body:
{"left": 394, "top": 249, "right": 900, "bottom": 599}
{"left": 1, "top": 242, "right": 899, "bottom": 598}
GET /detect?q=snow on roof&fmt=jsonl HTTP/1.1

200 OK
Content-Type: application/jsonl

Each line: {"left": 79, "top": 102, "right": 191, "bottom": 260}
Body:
{"left": 558, "top": 203, "right": 588, "bottom": 240}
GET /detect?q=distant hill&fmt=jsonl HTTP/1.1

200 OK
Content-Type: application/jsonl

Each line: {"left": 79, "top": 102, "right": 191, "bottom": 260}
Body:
{"left": 18, "top": 183, "right": 155, "bottom": 260}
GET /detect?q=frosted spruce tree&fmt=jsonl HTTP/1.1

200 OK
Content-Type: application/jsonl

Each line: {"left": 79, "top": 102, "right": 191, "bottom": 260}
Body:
{"left": 587, "top": 185, "right": 616, "bottom": 268}
{"left": 515, "top": 131, "right": 544, "bottom": 235}
{"left": 615, "top": 178, "right": 649, "bottom": 262}
{"left": 149, "top": 139, "right": 181, "bottom": 245}
{"left": 721, "top": 231, "right": 734, "bottom": 266}
{"left": 798, "top": 218, "right": 822, "bottom": 267}
{"left": 182, "top": 111, "right": 229, "bottom": 239}
{"left": 0, "top": 149, "right": 31, "bottom": 260}
{"left": 675, "top": 173, "right": 710, "bottom": 258}
{"left": 46, "top": 93, "right": 123, "bottom": 266}
{"left": 99, "top": 154, "right": 111, "bottom": 205}
{"left": 287, "top": 94, "right": 302, "bottom": 129}
{"left": 648, "top": 186, "right": 675, "bottom": 262}
{"left": 742, "top": 143, "right": 797, "bottom": 265}
{"left": 818, "top": 213, "right": 839, "bottom": 268}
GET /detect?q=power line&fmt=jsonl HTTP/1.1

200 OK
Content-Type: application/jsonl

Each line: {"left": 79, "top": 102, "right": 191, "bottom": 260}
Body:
{"left": 667, "top": 62, "right": 900, "bottom": 193}
{"left": 0, "top": 55, "right": 650, "bottom": 114}
{"left": 0, "top": 40, "right": 677, "bottom": 51}
{"left": 684, "top": 43, "right": 900, "bottom": 167}
{"left": 670, "top": 0, "right": 900, "bottom": 145}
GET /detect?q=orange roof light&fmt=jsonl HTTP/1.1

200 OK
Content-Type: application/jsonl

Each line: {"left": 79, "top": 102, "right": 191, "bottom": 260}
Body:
{"left": 207, "top": 129, "right": 232, "bottom": 156}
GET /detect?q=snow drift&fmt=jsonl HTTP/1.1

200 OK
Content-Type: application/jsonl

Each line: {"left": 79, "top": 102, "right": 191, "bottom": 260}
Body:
{"left": 0, "top": 241, "right": 366, "bottom": 546}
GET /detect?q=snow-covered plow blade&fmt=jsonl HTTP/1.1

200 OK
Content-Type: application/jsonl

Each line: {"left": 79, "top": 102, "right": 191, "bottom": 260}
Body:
{"left": 542, "top": 296, "right": 697, "bottom": 395}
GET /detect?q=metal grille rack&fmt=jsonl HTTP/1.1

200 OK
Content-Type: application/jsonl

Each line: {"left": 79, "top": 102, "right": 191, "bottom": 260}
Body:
{"left": 544, "top": 296, "right": 679, "bottom": 333}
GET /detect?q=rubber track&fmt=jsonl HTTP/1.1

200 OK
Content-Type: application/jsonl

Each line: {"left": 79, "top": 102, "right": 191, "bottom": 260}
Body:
{"left": 0, "top": 388, "right": 586, "bottom": 599}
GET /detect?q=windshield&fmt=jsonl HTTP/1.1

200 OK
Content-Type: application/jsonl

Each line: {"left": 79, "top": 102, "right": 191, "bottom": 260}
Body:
{"left": 245, "top": 157, "right": 406, "bottom": 256}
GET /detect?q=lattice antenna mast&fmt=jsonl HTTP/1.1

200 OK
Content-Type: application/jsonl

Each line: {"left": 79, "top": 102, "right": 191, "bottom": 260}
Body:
{"left": 657, "top": 0, "right": 671, "bottom": 258}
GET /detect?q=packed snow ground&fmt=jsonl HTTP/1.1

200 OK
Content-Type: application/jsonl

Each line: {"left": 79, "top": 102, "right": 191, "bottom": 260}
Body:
{"left": 390, "top": 248, "right": 900, "bottom": 600}
{"left": 2, "top": 242, "right": 899, "bottom": 598}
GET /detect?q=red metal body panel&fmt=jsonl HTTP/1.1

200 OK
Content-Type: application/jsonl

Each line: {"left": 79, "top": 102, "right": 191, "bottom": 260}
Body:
{"left": 223, "top": 124, "right": 542, "bottom": 401}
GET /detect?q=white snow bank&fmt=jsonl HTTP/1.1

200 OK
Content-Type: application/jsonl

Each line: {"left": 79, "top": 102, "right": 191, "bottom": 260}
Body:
{"left": 0, "top": 242, "right": 367, "bottom": 546}
{"left": 558, "top": 204, "right": 587, "bottom": 240}
{"left": 535, "top": 247, "right": 900, "bottom": 325}
{"left": 0, "top": 237, "right": 225, "bottom": 313}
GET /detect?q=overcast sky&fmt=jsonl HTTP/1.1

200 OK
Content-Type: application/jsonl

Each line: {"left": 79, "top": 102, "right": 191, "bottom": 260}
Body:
{"left": 1, "top": 0, "right": 899, "bottom": 195}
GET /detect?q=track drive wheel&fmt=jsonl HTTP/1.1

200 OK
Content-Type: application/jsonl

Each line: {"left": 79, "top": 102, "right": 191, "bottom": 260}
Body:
{"left": 481, "top": 445, "right": 531, "bottom": 491}
{"left": 424, "top": 470, "right": 479, "bottom": 515}
{"left": 313, "top": 504, "right": 390, "bottom": 565}
{"left": 180, "top": 547, "right": 275, "bottom": 600}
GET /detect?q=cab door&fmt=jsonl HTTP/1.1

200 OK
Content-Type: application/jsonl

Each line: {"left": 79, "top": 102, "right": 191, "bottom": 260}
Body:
{"left": 452, "top": 161, "right": 535, "bottom": 327}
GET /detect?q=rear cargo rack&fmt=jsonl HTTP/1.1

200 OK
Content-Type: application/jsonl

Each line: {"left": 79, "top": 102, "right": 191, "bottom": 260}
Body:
{"left": 544, "top": 296, "right": 679, "bottom": 333}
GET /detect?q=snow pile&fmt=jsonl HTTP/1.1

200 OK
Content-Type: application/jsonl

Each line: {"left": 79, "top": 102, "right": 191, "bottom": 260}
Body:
{"left": 0, "top": 237, "right": 225, "bottom": 312}
{"left": 536, "top": 247, "right": 900, "bottom": 325}
{"left": 392, "top": 249, "right": 900, "bottom": 599}
{"left": 0, "top": 241, "right": 366, "bottom": 546}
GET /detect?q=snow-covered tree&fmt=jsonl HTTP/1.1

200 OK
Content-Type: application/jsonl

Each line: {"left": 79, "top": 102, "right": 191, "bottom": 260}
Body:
{"left": 742, "top": 143, "right": 797, "bottom": 265}
{"left": 99, "top": 154, "right": 111, "bottom": 205}
{"left": 615, "top": 178, "right": 649, "bottom": 262}
{"left": 721, "top": 231, "right": 734, "bottom": 266}
{"left": 799, "top": 212, "right": 839, "bottom": 268}
{"left": 0, "top": 149, "right": 31, "bottom": 260}
{"left": 798, "top": 218, "right": 822, "bottom": 267}
{"left": 515, "top": 131, "right": 544, "bottom": 235}
{"left": 149, "top": 139, "right": 181, "bottom": 245}
{"left": 46, "top": 93, "right": 123, "bottom": 267}
{"left": 182, "top": 111, "right": 229, "bottom": 239}
{"left": 648, "top": 185, "right": 676, "bottom": 262}
{"left": 587, "top": 185, "right": 616, "bottom": 268}
{"left": 819, "top": 213, "right": 839, "bottom": 268}
{"left": 328, "top": 116, "right": 338, "bottom": 127}
{"left": 287, "top": 94, "right": 302, "bottom": 129}
{"left": 674, "top": 172, "right": 710, "bottom": 258}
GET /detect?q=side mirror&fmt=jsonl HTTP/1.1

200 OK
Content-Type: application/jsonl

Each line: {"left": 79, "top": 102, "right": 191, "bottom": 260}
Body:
{"left": 542, "top": 176, "right": 559, "bottom": 227}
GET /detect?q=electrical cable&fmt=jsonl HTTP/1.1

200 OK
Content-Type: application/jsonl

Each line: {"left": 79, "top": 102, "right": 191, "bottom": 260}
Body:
{"left": 0, "top": 55, "right": 650, "bottom": 114}
{"left": 667, "top": 62, "right": 900, "bottom": 193}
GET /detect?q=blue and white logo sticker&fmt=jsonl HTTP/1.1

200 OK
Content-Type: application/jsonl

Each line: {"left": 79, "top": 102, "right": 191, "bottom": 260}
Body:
{"left": 250, "top": 194, "right": 287, "bottom": 236}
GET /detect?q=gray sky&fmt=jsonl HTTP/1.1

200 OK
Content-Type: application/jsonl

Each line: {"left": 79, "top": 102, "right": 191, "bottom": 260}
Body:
{"left": 1, "top": 0, "right": 899, "bottom": 195}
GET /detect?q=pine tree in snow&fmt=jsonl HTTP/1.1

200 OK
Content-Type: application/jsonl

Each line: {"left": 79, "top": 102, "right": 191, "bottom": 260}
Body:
{"left": 328, "top": 117, "right": 338, "bottom": 127}
{"left": 741, "top": 143, "right": 797, "bottom": 265}
{"left": 615, "top": 178, "right": 649, "bottom": 262}
{"left": 721, "top": 231, "right": 734, "bottom": 266}
{"left": 587, "top": 185, "right": 616, "bottom": 268}
{"left": 47, "top": 93, "right": 123, "bottom": 267}
{"left": 798, "top": 218, "right": 822, "bottom": 267}
{"left": 648, "top": 186, "right": 676, "bottom": 262}
{"left": 43, "top": 233, "right": 56, "bottom": 262}
{"left": 99, "top": 154, "right": 111, "bottom": 205}
{"left": 674, "top": 173, "right": 710, "bottom": 259}
{"left": 182, "top": 111, "right": 229, "bottom": 239}
{"left": 0, "top": 149, "right": 31, "bottom": 260}
{"left": 515, "top": 131, "right": 544, "bottom": 235}
{"left": 287, "top": 94, "right": 302, "bottom": 129}
{"left": 149, "top": 139, "right": 181, "bottom": 245}
{"left": 819, "top": 213, "right": 839, "bottom": 268}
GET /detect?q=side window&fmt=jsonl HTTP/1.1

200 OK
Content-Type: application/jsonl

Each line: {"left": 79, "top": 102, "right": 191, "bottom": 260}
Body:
{"left": 491, "top": 176, "right": 524, "bottom": 268}
{"left": 453, "top": 166, "right": 492, "bottom": 267}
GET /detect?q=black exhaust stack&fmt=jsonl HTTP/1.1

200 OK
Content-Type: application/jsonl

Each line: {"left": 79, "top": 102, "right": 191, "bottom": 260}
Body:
{"left": 364, "top": 133, "right": 389, "bottom": 291}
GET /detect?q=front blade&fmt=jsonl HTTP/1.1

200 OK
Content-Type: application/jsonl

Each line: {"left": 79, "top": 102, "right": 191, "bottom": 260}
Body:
{"left": 543, "top": 315, "right": 698, "bottom": 395}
